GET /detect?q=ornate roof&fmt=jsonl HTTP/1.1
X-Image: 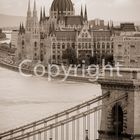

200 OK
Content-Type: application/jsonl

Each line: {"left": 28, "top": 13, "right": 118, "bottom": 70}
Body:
{"left": 64, "top": 16, "right": 83, "bottom": 26}
{"left": 51, "top": 0, "right": 74, "bottom": 11}
{"left": 55, "top": 31, "right": 76, "bottom": 41}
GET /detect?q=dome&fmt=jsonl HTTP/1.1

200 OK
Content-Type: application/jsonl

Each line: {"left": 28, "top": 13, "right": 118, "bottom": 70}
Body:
{"left": 51, "top": 0, "right": 74, "bottom": 12}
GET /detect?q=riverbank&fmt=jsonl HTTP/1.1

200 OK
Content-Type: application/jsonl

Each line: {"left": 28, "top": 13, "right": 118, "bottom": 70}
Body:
{"left": 0, "top": 66, "right": 101, "bottom": 132}
{"left": 0, "top": 62, "right": 98, "bottom": 84}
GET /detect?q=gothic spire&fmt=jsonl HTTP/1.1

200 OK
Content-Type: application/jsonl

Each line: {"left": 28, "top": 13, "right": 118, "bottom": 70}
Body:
{"left": 84, "top": 5, "right": 87, "bottom": 21}
{"left": 107, "top": 22, "right": 110, "bottom": 30}
{"left": 43, "top": 6, "right": 46, "bottom": 19}
{"left": 27, "top": 0, "right": 31, "bottom": 17}
{"left": 40, "top": 7, "right": 43, "bottom": 22}
{"left": 20, "top": 23, "right": 21, "bottom": 29}
{"left": 21, "top": 23, "right": 25, "bottom": 33}
{"left": 28, "top": 0, "right": 31, "bottom": 11}
{"left": 80, "top": 5, "right": 83, "bottom": 19}
{"left": 21, "top": 23, "right": 24, "bottom": 28}
{"left": 33, "top": 0, "right": 36, "bottom": 11}
{"left": 19, "top": 23, "right": 22, "bottom": 33}
{"left": 33, "top": 0, "right": 37, "bottom": 18}
{"left": 111, "top": 21, "right": 114, "bottom": 28}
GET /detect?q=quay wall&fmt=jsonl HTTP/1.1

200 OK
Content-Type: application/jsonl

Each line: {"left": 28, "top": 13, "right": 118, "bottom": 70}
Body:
{"left": 0, "top": 62, "right": 97, "bottom": 84}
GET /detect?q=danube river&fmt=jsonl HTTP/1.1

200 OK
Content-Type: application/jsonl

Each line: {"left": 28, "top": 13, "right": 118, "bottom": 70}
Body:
{"left": 0, "top": 67, "right": 101, "bottom": 132}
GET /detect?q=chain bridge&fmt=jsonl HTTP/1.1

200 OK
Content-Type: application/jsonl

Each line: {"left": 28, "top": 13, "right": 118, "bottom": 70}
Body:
{"left": 1, "top": 68, "right": 140, "bottom": 140}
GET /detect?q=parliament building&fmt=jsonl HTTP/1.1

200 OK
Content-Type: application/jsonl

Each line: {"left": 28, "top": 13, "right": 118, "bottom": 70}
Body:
{"left": 17, "top": 0, "right": 114, "bottom": 65}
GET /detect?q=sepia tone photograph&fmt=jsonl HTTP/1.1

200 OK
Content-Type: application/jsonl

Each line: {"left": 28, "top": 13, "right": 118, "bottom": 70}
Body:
{"left": 0, "top": 0, "right": 140, "bottom": 139}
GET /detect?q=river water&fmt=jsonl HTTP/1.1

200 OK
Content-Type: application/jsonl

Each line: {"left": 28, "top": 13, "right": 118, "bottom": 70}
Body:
{"left": 0, "top": 67, "right": 101, "bottom": 132}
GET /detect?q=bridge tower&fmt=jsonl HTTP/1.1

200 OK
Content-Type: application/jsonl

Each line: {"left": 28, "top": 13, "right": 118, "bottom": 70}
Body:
{"left": 98, "top": 68, "right": 140, "bottom": 140}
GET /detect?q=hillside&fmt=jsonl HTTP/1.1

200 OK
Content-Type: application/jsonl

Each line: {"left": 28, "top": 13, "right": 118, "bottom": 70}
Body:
{"left": 0, "top": 14, "right": 26, "bottom": 28}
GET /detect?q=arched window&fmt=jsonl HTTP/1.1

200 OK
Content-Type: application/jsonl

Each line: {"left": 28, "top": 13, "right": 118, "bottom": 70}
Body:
{"left": 34, "top": 53, "right": 37, "bottom": 60}
{"left": 62, "top": 44, "right": 65, "bottom": 49}
{"left": 89, "top": 43, "right": 91, "bottom": 48}
{"left": 57, "top": 43, "right": 60, "bottom": 49}
{"left": 94, "top": 43, "right": 96, "bottom": 48}
{"left": 78, "top": 43, "right": 81, "bottom": 49}
{"left": 72, "top": 43, "right": 75, "bottom": 49}
{"left": 53, "top": 43, "right": 56, "bottom": 49}
{"left": 102, "top": 43, "right": 105, "bottom": 49}
{"left": 34, "top": 42, "right": 37, "bottom": 51}
{"left": 97, "top": 42, "right": 100, "bottom": 49}
{"left": 85, "top": 43, "right": 88, "bottom": 48}
{"left": 107, "top": 43, "right": 110, "bottom": 49}
{"left": 40, "top": 51, "right": 44, "bottom": 62}
{"left": 111, "top": 42, "right": 114, "bottom": 48}
{"left": 57, "top": 55, "right": 60, "bottom": 59}
{"left": 53, "top": 55, "right": 55, "bottom": 59}
{"left": 34, "top": 42, "right": 37, "bottom": 47}
{"left": 22, "top": 40, "right": 24, "bottom": 46}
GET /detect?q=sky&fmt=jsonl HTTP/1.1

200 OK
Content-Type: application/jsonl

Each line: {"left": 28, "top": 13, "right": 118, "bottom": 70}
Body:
{"left": 0, "top": 0, "right": 140, "bottom": 22}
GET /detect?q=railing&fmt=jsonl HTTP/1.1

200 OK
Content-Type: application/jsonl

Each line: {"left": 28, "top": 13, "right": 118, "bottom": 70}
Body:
{"left": 0, "top": 92, "right": 108, "bottom": 140}
{"left": 0, "top": 92, "right": 127, "bottom": 140}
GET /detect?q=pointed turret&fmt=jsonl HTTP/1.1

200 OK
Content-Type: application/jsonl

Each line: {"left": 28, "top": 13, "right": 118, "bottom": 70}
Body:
{"left": 40, "top": 7, "right": 43, "bottom": 22}
{"left": 43, "top": 7, "right": 46, "bottom": 19}
{"left": 107, "top": 22, "right": 110, "bottom": 30}
{"left": 19, "top": 23, "right": 25, "bottom": 34}
{"left": 27, "top": 0, "right": 31, "bottom": 17}
{"left": 110, "top": 21, "right": 114, "bottom": 35}
{"left": 19, "top": 23, "right": 22, "bottom": 34}
{"left": 33, "top": 0, "right": 37, "bottom": 17}
{"left": 80, "top": 5, "right": 83, "bottom": 19}
{"left": 33, "top": 0, "right": 36, "bottom": 11}
{"left": 28, "top": 0, "right": 31, "bottom": 11}
{"left": 84, "top": 5, "right": 87, "bottom": 21}
{"left": 21, "top": 23, "right": 25, "bottom": 33}
{"left": 26, "top": 0, "right": 32, "bottom": 31}
{"left": 111, "top": 21, "right": 114, "bottom": 29}
{"left": 21, "top": 23, "right": 24, "bottom": 29}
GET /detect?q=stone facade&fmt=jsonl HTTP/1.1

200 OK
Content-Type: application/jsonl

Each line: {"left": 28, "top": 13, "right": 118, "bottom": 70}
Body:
{"left": 113, "top": 32, "right": 140, "bottom": 68}
{"left": 98, "top": 68, "right": 140, "bottom": 140}
{"left": 16, "top": 0, "right": 114, "bottom": 65}
{"left": 11, "top": 30, "right": 19, "bottom": 48}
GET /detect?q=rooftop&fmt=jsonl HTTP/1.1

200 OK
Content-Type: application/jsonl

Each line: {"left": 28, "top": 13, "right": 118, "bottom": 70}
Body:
{"left": 120, "top": 31, "right": 140, "bottom": 37}
{"left": 64, "top": 16, "right": 83, "bottom": 26}
{"left": 55, "top": 30, "right": 76, "bottom": 41}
